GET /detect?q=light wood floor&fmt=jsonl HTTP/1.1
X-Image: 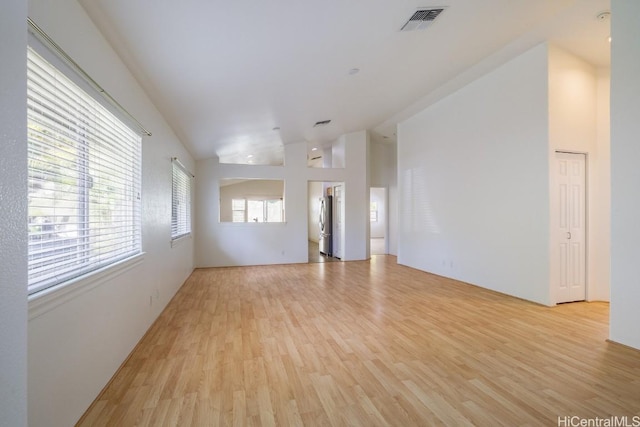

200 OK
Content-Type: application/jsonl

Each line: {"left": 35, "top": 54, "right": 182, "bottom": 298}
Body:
{"left": 78, "top": 256, "right": 640, "bottom": 426}
{"left": 308, "top": 240, "right": 340, "bottom": 264}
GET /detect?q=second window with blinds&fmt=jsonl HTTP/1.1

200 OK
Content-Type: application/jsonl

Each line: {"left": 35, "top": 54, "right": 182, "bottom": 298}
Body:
{"left": 171, "top": 160, "right": 192, "bottom": 241}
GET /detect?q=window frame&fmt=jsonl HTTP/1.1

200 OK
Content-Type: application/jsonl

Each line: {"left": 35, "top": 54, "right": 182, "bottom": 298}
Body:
{"left": 171, "top": 159, "right": 193, "bottom": 241}
{"left": 26, "top": 45, "right": 143, "bottom": 297}
{"left": 231, "top": 198, "right": 247, "bottom": 223}
{"left": 239, "top": 198, "right": 283, "bottom": 223}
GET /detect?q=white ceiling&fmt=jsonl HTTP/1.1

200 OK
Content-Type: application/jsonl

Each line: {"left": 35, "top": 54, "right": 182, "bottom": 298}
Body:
{"left": 78, "top": 0, "right": 610, "bottom": 164}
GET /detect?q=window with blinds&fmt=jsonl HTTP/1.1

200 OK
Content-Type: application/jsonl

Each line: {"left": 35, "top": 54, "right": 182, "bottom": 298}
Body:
{"left": 232, "top": 199, "right": 246, "bottom": 222}
{"left": 27, "top": 47, "right": 142, "bottom": 296}
{"left": 229, "top": 198, "right": 283, "bottom": 223}
{"left": 171, "top": 161, "right": 192, "bottom": 239}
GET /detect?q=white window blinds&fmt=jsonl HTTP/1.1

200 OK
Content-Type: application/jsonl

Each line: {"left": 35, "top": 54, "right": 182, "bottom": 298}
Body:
{"left": 171, "top": 160, "right": 192, "bottom": 239}
{"left": 232, "top": 199, "right": 246, "bottom": 222}
{"left": 27, "top": 47, "right": 142, "bottom": 295}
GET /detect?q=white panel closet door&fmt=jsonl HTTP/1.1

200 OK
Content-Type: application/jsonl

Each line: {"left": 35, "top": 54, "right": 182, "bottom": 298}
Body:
{"left": 553, "top": 152, "right": 586, "bottom": 303}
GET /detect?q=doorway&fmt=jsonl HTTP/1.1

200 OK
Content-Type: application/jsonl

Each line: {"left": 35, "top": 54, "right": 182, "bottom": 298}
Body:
{"left": 370, "top": 187, "right": 387, "bottom": 255}
{"left": 307, "top": 181, "right": 342, "bottom": 263}
{"left": 551, "top": 152, "right": 587, "bottom": 304}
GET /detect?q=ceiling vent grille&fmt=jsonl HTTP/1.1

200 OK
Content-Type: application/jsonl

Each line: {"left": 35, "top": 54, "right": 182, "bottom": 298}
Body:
{"left": 313, "top": 120, "right": 332, "bottom": 127}
{"left": 400, "top": 8, "right": 445, "bottom": 32}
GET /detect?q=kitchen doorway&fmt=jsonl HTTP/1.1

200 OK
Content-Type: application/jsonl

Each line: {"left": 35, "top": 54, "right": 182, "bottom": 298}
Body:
{"left": 307, "top": 180, "right": 343, "bottom": 263}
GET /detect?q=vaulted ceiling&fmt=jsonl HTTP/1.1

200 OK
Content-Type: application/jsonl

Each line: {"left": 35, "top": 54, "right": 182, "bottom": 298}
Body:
{"left": 78, "top": 0, "right": 610, "bottom": 164}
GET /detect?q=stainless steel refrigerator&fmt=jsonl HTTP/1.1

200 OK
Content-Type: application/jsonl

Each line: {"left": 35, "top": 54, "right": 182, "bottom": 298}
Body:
{"left": 319, "top": 196, "right": 332, "bottom": 256}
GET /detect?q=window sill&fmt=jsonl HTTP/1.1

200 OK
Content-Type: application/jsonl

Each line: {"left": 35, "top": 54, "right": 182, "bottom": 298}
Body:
{"left": 171, "top": 233, "right": 192, "bottom": 248}
{"left": 28, "top": 253, "right": 145, "bottom": 320}
{"left": 218, "top": 222, "right": 288, "bottom": 226}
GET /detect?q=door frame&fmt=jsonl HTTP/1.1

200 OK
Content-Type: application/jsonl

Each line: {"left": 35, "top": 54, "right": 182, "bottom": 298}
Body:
{"left": 333, "top": 184, "right": 344, "bottom": 259}
{"left": 550, "top": 150, "right": 589, "bottom": 305}
{"left": 306, "top": 180, "right": 344, "bottom": 263}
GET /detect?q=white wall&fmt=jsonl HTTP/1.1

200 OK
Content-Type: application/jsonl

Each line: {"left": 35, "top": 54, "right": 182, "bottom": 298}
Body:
{"left": 398, "top": 43, "right": 551, "bottom": 305}
{"left": 610, "top": 0, "right": 640, "bottom": 350}
{"left": 197, "top": 143, "right": 310, "bottom": 267}
{"left": 27, "top": 1, "right": 195, "bottom": 426}
{"left": 332, "top": 137, "right": 346, "bottom": 168}
{"left": 0, "top": 1, "right": 28, "bottom": 426}
{"left": 370, "top": 139, "right": 397, "bottom": 187}
{"left": 219, "top": 179, "right": 284, "bottom": 222}
{"left": 308, "top": 181, "right": 323, "bottom": 242}
{"left": 343, "top": 131, "right": 370, "bottom": 260}
{"left": 322, "top": 145, "right": 333, "bottom": 168}
{"left": 547, "top": 45, "right": 610, "bottom": 303}
{"left": 593, "top": 68, "right": 611, "bottom": 302}
{"left": 197, "top": 134, "right": 370, "bottom": 267}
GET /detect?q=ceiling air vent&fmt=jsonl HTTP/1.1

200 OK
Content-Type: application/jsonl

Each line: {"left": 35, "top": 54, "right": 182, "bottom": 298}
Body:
{"left": 313, "top": 120, "right": 332, "bottom": 128}
{"left": 400, "top": 8, "right": 445, "bottom": 32}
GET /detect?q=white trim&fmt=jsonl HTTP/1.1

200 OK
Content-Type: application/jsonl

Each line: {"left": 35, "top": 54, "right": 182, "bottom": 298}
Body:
{"left": 170, "top": 233, "right": 192, "bottom": 248}
{"left": 28, "top": 253, "right": 145, "bottom": 320}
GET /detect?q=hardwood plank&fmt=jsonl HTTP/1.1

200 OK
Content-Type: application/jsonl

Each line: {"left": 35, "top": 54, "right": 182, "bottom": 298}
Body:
{"left": 77, "top": 256, "right": 640, "bottom": 426}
